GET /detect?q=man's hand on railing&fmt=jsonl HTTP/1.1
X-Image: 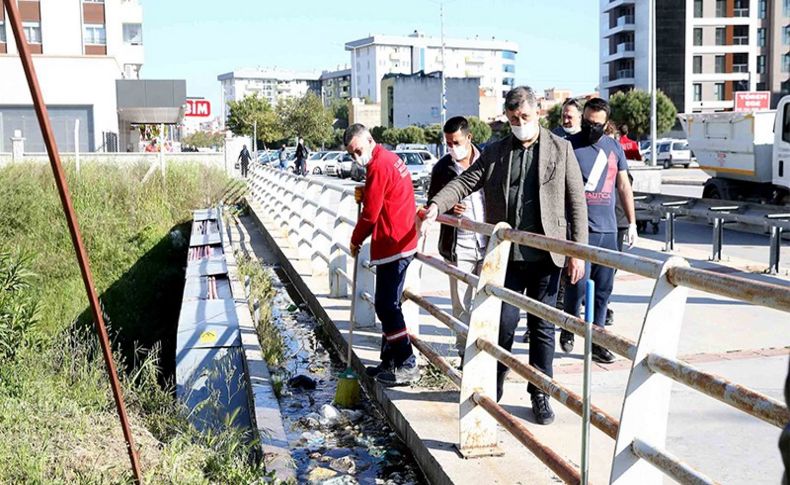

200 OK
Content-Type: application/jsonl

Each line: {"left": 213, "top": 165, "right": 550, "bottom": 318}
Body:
{"left": 350, "top": 242, "right": 360, "bottom": 258}
{"left": 566, "top": 257, "right": 585, "bottom": 285}
{"left": 416, "top": 203, "right": 439, "bottom": 237}
{"left": 452, "top": 202, "right": 466, "bottom": 216}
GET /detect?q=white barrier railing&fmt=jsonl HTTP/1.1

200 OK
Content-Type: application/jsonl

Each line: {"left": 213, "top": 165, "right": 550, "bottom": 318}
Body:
{"left": 248, "top": 164, "right": 790, "bottom": 485}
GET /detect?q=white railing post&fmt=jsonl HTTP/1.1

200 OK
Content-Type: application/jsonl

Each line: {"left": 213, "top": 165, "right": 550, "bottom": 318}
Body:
{"left": 457, "top": 222, "right": 512, "bottom": 458}
{"left": 304, "top": 182, "right": 324, "bottom": 276}
{"left": 354, "top": 242, "right": 377, "bottom": 329}
{"left": 294, "top": 178, "right": 313, "bottom": 262}
{"left": 329, "top": 211, "right": 349, "bottom": 297}
{"left": 315, "top": 184, "right": 335, "bottom": 272}
{"left": 285, "top": 175, "right": 301, "bottom": 248}
{"left": 610, "top": 256, "right": 690, "bottom": 484}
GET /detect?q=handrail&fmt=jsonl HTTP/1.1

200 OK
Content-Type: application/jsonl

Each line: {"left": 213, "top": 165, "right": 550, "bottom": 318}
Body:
{"left": 248, "top": 164, "right": 790, "bottom": 485}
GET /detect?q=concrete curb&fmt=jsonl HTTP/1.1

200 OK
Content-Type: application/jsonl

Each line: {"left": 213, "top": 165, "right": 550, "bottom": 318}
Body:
{"left": 662, "top": 178, "right": 706, "bottom": 186}
{"left": 222, "top": 211, "right": 296, "bottom": 482}
{"left": 246, "top": 198, "right": 453, "bottom": 485}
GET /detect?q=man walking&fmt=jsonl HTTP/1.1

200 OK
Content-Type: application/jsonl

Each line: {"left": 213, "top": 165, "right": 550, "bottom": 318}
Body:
{"left": 295, "top": 137, "right": 309, "bottom": 176}
{"left": 345, "top": 123, "right": 420, "bottom": 387}
{"left": 420, "top": 86, "right": 588, "bottom": 425}
{"left": 278, "top": 144, "right": 288, "bottom": 170}
{"left": 618, "top": 125, "right": 642, "bottom": 161}
{"left": 560, "top": 98, "right": 637, "bottom": 363}
{"left": 427, "top": 116, "right": 487, "bottom": 358}
{"left": 552, "top": 98, "right": 583, "bottom": 139}
{"left": 237, "top": 144, "right": 252, "bottom": 178}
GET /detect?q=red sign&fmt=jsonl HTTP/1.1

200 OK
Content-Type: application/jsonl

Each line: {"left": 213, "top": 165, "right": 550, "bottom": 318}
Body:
{"left": 734, "top": 91, "right": 770, "bottom": 112}
{"left": 185, "top": 99, "right": 211, "bottom": 117}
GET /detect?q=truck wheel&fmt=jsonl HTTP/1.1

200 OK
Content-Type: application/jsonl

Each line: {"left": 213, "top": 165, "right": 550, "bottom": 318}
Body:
{"left": 683, "top": 163, "right": 690, "bottom": 169}
{"left": 663, "top": 159, "right": 671, "bottom": 169}
{"left": 703, "top": 185, "right": 722, "bottom": 199}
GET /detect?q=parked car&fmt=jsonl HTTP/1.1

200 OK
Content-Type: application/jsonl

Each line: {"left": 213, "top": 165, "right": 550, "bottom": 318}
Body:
{"left": 322, "top": 152, "right": 344, "bottom": 176}
{"left": 306, "top": 151, "right": 328, "bottom": 174}
{"left": 394, "top": 150, "right": 432, "bottom": 190}
{"left": 657, "top": 139, "right": 693, "bottom": 168}
{"left": 337, "top": 153, "right": 354, "bottom": 178}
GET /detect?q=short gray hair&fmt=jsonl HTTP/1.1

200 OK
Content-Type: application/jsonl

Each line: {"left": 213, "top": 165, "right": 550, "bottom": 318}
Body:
{"left": 343, "top": 123, "right": 369, "bottom": 146}
{"left": 504, "top": 86, "right": 538, "bottom": 112}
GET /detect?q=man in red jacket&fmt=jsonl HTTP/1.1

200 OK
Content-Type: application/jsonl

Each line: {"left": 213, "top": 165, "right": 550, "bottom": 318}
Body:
{"left": 345, "top": 123, "right": 420, "bottom": 386}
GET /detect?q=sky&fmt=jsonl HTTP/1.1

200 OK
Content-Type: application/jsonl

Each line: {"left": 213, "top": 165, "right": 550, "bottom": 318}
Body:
{"left": 139, "top": 0, "right": 600, "bottom": 114}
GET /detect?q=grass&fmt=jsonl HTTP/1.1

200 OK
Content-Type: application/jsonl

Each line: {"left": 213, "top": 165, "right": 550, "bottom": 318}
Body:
{"left": 0, "top": 161, "right": 278, "bottom": 483}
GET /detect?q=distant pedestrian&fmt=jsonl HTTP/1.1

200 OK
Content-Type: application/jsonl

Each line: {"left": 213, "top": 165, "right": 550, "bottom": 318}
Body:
{"left": 295, "top": 137, "right": 309, "bottom": 176}
{"left": 618, "top": 125, "right": 642, "bottom": 161}
{"left": 427, "top": 116, "right": 487, "bottom": 359}
{"left": 561, "top": 98, "right": 637, "bottom": 363}
{"left": 345, "top": 123, "right": 420, "bottom": 387}
{"left": 237, "top": 144, "right": 251, "bottom": 178}
{"left": 552, "top": 98, "right": 582, "bottom": 139}
{"left": 278, "top": 144, "right": 288, "bottom": 170}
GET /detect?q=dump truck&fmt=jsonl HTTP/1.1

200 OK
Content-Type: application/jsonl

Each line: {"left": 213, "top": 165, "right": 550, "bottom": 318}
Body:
{"left": 679, "top": 95, "right": 790, "bottom": 205}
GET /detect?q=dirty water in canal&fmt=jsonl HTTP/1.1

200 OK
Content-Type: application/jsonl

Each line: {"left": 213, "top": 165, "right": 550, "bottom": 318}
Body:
{"left": 266, "top": 268, "right": 426, "bottom": 485}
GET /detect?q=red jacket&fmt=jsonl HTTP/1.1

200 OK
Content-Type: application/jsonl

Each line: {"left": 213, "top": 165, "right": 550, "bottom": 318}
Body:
{"left": 351, "top": 145, "right": 418, "bottom": 265}
{"left": 619, "top": 135, "right": 642, "bottom": 161}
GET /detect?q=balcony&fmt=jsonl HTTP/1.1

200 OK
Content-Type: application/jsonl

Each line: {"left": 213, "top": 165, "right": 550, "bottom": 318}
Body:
{"left": 603, "top": 0, "right": 635, "bottom": 14}
{"left": 602, "top": 68, "right": 636, "bottom": 87}
{"left": 734, "top": 8, "right": 749, "bottom": 17}
{"left": 733, "top": 36, "right": 749, "bottom": 45}
{"left": 733, "top": 64, "right": 749, "bottom": 73}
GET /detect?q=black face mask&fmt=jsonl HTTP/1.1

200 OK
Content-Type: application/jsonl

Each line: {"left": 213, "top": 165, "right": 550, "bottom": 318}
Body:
{"left": 580, "top": 120, "right": 605, "bottom": 145}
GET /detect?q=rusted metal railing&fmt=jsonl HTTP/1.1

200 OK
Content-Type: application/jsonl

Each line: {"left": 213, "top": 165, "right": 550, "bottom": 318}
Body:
{"left": 248, "top": 164, "right": 790, "bottom": 485}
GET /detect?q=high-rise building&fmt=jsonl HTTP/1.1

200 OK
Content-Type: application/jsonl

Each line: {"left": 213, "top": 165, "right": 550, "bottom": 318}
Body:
{"left": 599, "top": 0, "right": 790, "bottom": 113}
{"left": 217, "top": 68, "right": 322, "bottom": 126}
{"left": 1, "top": 0, "right": 150, "bottom": 152}
{"left": 345, "top": 31, "right": 518, "bottom": 109}
{"left": 319, "top": 67, "right": 352, "bottom": 107}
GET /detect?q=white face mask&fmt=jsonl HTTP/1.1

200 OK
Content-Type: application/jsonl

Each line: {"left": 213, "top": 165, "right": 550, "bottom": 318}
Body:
{"left": 510, "top": 120, "right": 539, "bottom": 141}
{"left": 563, "top": 125, "right": 581, "bottom": 135}
{"left": 354, "top": 143, "right": 374, "bottom": 166}
{"left": 448, "top": 144, "right": 469, "bottom": 161}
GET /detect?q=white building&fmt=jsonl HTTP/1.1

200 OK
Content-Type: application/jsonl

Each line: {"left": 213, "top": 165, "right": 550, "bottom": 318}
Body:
{"left": 345, "top": 31, "right": 518, "bottom": 109}
{"left": 599, "top": 0, "right": 790, "bottom": 113}
{"left": 0, "top": 0, "right": 146, "bottom": 152}
{"left": 217, "top": 68, "right": 322, "bottom": 126}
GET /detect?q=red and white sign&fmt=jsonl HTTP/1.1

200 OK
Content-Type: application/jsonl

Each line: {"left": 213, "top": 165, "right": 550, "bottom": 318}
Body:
{"left": 734, "top": 91, "right": 770, "bottom": 112}
{"left": 185, "top": 99, "right": 211, "bottom": 117}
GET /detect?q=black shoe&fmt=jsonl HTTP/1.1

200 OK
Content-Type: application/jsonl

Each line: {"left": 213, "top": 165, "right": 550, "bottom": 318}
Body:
{"left": 496, "top": 370, "right": 509, "bottom": 402}
{"left": 592, "top": 345, "right": 616, "bottom": 364}
{"left": 521, "top": 329, "right": 530, "bottom": 343}
{"left": 559, "top": 330, "right": 574, "bottom": 353}
{"left": 605, "top": 308, "right": 614, "bottom": 326}
{"left": 376, "top": 356, "right": 420, "bottom": 387}
{"left": 531, "top": 392, "right": 555, "bottom": 425}
{"left": 365, "top": 361, "right": 392, "bottom": 378}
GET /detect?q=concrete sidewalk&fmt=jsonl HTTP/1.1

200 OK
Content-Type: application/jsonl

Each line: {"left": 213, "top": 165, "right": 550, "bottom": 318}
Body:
{"left": 245, "top": 199, "right": 788, "bottom": 484}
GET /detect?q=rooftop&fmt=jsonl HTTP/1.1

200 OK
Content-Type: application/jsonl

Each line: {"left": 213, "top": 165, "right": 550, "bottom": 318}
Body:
{"left": 345, "top": 31, "right": 518, "bottom": 52}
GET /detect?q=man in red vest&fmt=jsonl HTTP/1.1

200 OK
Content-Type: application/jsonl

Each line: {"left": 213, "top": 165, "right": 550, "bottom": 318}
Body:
{"left": 618, "top": 125, "right": 642, "bottom": 161}
{"left": 345, "top": 123, "right": 420, "bottom": 386}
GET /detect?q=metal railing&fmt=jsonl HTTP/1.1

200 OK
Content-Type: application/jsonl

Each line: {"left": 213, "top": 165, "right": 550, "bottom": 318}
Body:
{"left": 248, "top": 165, "right": 790, "bottom": 485}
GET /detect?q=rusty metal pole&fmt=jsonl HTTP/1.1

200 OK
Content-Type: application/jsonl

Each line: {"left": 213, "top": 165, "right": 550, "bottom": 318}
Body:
{"left": 2, "top": 1, "right": 143, "bottom": 483}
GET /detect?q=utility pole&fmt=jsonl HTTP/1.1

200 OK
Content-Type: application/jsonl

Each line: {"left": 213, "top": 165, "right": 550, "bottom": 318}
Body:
{"left": 649, "top": 0, "right": 657, "bottom": 167}
{"left": 440, "top": 0, "right": 447, "bottom": 156}
{"left": 253, "top": 119, "right": 258, "bottom": 154}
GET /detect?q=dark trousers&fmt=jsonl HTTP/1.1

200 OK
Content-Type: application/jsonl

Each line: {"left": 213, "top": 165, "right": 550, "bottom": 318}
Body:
{"left": 499, "top": 259, "right": 561, "bottom": 396}
{"left": 241, "top": 162, "right": 249, "bottom": 178}
{"left": 374, "top": 256, "right": 414, "bottom": 367}
{"left": 564, "top": 232, "right": 618, "bottom": 328}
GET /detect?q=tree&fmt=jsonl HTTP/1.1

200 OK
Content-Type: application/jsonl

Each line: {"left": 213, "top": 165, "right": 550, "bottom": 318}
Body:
{"left": 181, "top": 130, "right": 224, "bottom": 148}
{"left": 225, "top": 94, "right": 282, "bottom": 144}
{"left": 380, "top": 127, "right": 401, "bottom": 146}
{"left": 331, "top": 128, "right": 345, "bottom": 149}
{"left": 422, "top": 124, "right": 443, "bottom": 145}
{"left": 370, "top": 126, "right": 387, "bottom": 143}
{"left": 608, "top": 89, "right": 677, "bottom": 139}
{"left": 398, "top": 126, "right": 426, "bottom": 144}
{"left": 328, "top": 98, "right": 349, "bottom": 129}
{"left": 467, "top": 117, "right": 492, "bottom": 144}
{"left": 276, "top": 92, "right": 334, "bottom": 147}
{"left": 545, "top": 104, "right": 563, "bottom": 130}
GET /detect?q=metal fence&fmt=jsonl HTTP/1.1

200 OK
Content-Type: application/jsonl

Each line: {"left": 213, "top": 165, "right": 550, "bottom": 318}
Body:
{"left": 248, "top": 164, "right": 790, "bottom": 485}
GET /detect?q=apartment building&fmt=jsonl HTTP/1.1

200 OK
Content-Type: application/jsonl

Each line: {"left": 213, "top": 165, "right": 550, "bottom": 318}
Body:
{"left": 1, "top": 0, "right": 148, "bottom": 152}
{"left": 217, "top": 68, "right": 322, "bottom": 127}
{"left": 319, "top": 67, "right": 351, "bottom": 107}
{"left": 599, "top": 0, "right": 790, "bottom": 113}
{"left": 345, "top": 31, "right": 518, "bottom": 109}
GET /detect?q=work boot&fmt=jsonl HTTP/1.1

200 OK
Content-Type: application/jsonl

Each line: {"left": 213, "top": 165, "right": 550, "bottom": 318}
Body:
{"left": 496, "top": 370, "right": 510, "bottom": 402}
{"left": 592, "top": 345, "right": 616, "bottom": 364}
{"left": 559, "top": 330, "right": 575, "bottom": 353}
{"left": 531, "top": 392, "right": 555, "bottom": 425}
{"left": 605, "top": 307, "right": 614, "bottom": 326}
{"left": 376, "top": 355, "right": 420, "bottom": 387}
{"left": 365, "top": 360, "right": 392, "bottom": 378}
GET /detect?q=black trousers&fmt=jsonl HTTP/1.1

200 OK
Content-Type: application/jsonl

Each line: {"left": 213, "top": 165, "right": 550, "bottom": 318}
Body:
{"left": 374, "top": 256, "right": 415, "bottom": 367}
{"left": 498, "top": 259, "right": 561, "bottom": 396}
{"left": 241, "top": 162, "right": 249, "bottom": 178}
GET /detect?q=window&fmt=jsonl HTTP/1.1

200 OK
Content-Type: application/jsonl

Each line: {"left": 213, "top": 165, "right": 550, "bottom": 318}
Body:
{"left": 784, "top": 54, "right": 790, "bottom": 73}
{"left": 694, "top": 0, "right": 703, "bottom": 17}
{"left": 733, "top": 25, "right": 748, "bottom": 45}
{"left": 122, "top": 23, "right": 142, "bottom": 46}
{"left": 84, "top": 24, "right": 106, "bottom": 45}
{"left": 785, "top": 26, "right": 790, "bottom": 46}
{"left": 693, "top": 55, "right": 702, "bottom": 73}
{"left": 784, "top": 103, "right": 790, "bottom": 144}
{"left": 714, "top": 83, "right": 725, "bottom": 101}
{"left": 659, "top": 143, "right": 670, "bottom": 153}
{"left": 757, "top": 28, "right": 767, "bottom": 47}
{"left": 693, "top": 83, "right": 702, "bottom": 102}
{"left": 503, "top": 64, "right": 515, "bottom": 73}
{"left": 786, "top": 0, "right": 790, "bottom": 16}
{"left": 502, "top": 50, "right": 516, "bottom": 60}
{"left": 715, "top": 55, "right": 725, "bottom": 73}
{"left": 756, "top": 55, "right": 766, "bottom": 73}
{"left": 733, "top": 52, "right": 748, "bottom": 72}
{"left": 693, "top": 28, "right": 703, "bottom": 46}
{"left": 0, "top": 21, "right": 5, "bottom": 43}
{"left": 759, "top": 0, "right": 767, "bottom": 19}
{"left": 715, "top": 27, "right": 726, "bottom": 45}
{"left": 733, "top": 0, "right": 749, "bottom": 17}
{"left": 715, "top": 0, "right": 726, "bottom": 17}
{"left": 22, "top": 22, "right": 41, "bottom": 44}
